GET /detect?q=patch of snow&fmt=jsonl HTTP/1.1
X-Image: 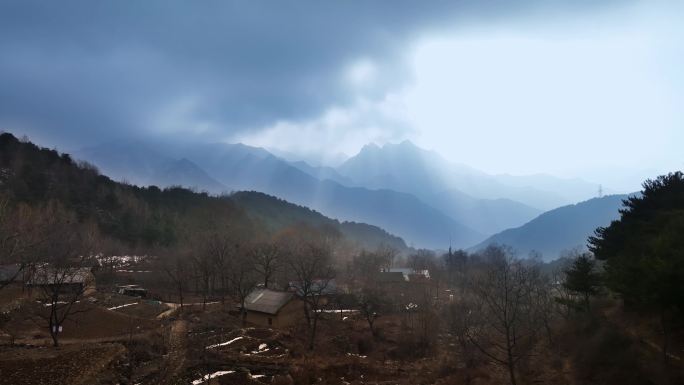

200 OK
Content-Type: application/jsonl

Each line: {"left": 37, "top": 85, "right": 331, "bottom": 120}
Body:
{"left": 108, "top": 302, "right": 138, "bottom": 310}
{"left": 316, "top": 309, "right": 359, "bottom": 313}
{"left": 43, "top": 301, "right": 68, "bottom": 307}
{"left": 205, "top": 336, "right": 243, "bottom": 349}
{"left": 248, "top": 346, "right": 271, "bottom": 354}
{"left": 186, "top": 301, "right": 220, "bottom": 306}
{"left": 346, "top": 353, "right": 367, "bottom": 359}
{"left": 191, "top": 371, "right": 235, "bottom": 384}
{"left": 116, "top": 270, "right": 152, "bottom": 273}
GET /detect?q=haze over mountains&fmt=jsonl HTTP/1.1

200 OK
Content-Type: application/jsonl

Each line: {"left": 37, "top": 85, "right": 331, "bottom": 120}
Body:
{"left": 0, "top": 132, "right": 406, "bottom": 255}
{"left": 472, "top": 194, "right": 631, "bottom": 258}
{"left": 75, "top": 139, "right": 618, "bottom": 252}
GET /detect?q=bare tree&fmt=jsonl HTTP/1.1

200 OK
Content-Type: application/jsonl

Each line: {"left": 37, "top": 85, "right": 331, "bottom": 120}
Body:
{"left": 0, "top": 196, "right": 22, "bottom": 290}
{"left": 349, "top": 249, "right": 391, "bottom": 287}
{"left": 355, "top": 284, "right": 388, "bottom": 338}
{"left": 407, "top": 249, "right": 435, "bottom": 272}
{"left": 0, "top": 195, "right": 16, "bottom": 263}
{"left": 285, "top": 227, "right": 337, "bottom": 350}
{"left": 163, "top": 251, "right": 192, "bottom": 310}
{"left": 31, "top": 203, "right": 100, "bottom": 347}
{"left": 528, "top": 266, "right": 556, "bottom": 345}
{"left": 447, "top": 300, "right": 479, "bottom": 375}
{"left": 0, "top": 200, "right": 50, "bottom": 290}
{"left": 251, "top": 241, "right": 281, "bottom": 288}
{"left": 463, "top": 246, "right": 545, "bottom": 385}
{"left": 191, "top": 249, "right": 215, "bottom": 310}
{"left": 227, "top": 249, "right": 259, "bottom": 325}
{"left": 204, "top": 231, "right": 236, "bottom": 303}
{"left": 376, "top": 244, "right": 398, "bottom": 270}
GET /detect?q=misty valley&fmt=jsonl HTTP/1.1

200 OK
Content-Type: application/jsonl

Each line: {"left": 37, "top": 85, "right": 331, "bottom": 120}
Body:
{"left": 0, "top": 132, "right": 682, "bottom": 385}
{"left": 1, "top": 1, "right": 683, "bottom": 385}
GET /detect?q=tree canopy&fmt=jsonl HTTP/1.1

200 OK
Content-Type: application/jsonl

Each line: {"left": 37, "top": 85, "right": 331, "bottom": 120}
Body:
{"left": 589, "top": 171, "right": 684, "bottom": 313}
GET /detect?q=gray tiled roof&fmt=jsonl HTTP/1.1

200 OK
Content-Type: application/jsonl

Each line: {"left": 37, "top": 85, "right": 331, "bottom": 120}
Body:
{"left": 288, "top": 278, "right": 337, "bottom": 296}
{"left": 244, "top": 288, "right": 295, "bottom": 315}
{"left": 27, "top": 267, "right": 92, "bottom": 285}
{"left": 0, "top": 264, "right": 21, "bottom": 282}
{"left": 378, "top": 271, "right": 407, "bottom": 283}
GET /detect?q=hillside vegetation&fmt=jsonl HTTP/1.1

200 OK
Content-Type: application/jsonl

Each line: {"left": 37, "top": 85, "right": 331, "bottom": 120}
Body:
{"left": 471, "top": 194, "right": 630, "bottom": 259}
{"left": 0, "top": 133, "right": 405, "bottom": 253}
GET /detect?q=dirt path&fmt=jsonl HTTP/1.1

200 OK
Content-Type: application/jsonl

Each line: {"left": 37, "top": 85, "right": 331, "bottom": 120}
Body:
{"left": 72, "top": 343, "right": 126, "bottom": 385}
{"left": 157, "top": 302, "right": 180, "bottom": 319}
{"left": 156, "top": 302, "right": 222, "bottom": 320}
{"left": 159, "top": 319, "right": 188, "bottom": 384}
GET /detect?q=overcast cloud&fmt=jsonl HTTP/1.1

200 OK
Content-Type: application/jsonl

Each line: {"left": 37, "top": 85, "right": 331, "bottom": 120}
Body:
{"left": 2, "top": 0, "right": 681, "bottom": 189}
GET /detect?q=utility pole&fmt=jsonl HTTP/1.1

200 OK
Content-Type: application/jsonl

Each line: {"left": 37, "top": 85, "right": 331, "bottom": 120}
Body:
{"left": 598, "top": 184, "right": 603, "bottom": 198}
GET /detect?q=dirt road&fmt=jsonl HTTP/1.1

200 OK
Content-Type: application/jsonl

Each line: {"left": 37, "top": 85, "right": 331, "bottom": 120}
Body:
{"left": 158, "top": 319, "right": 188, "bottom": 384}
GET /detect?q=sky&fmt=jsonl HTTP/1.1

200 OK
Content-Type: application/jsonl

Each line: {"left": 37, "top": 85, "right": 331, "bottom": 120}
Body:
{"left": 1, "top": 0, "right": 682, "bottom": 191}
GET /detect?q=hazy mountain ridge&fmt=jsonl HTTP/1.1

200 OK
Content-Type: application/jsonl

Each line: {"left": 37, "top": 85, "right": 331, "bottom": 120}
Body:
{"left": 470, "top": 194, "right": 633, "bottom": 259}
{"left": 0, "top": 132, "right": 408, "bottom": 252}
{"left": 428, "top": 189, "right": 542, "bottom": 234}
{"left": 288, "top": 160, "right": 355, "bottom": 186}
{"left": 231, "top": 191, "right": 407, "bottom": 252}
{"left": 336, "top": 141, "right": 549, "bottom": 233}
{"left": 337, "top": 140, "right": 604, "bottom": 210}
{"left": 76, "top": 142, "right": 227, "bottom": 193}
{"left": 76, "top": 139, "right": 483, "bottom": 249}
{"left": 75, "top": 138, "right": 619, "bottom": 250}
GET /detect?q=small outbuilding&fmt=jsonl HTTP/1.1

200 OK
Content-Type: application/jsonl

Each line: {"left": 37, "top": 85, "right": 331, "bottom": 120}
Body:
{"left": 115, "top": 284, "right": 148, "bottom": 297}
{"left": 287, "top": 278, "right": 337, "bottom": 306}
{"left": 243, "top": 288, "right": 304, "bottom": 328}
{"left": 26, "top": 266, "right": 95, "bottom": 293}
{"left": 0, "top": 263, "right": 24, "bottom": 284}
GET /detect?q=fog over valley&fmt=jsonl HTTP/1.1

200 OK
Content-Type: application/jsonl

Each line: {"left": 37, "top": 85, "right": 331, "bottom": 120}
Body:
{"left": 1, "top": 1, "right": 683, "bottom": 384}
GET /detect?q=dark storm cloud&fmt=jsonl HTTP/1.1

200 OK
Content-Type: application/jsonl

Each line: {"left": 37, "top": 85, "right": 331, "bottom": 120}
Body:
{"left": 0, "top": 0, "right": 630, "bottom": 148}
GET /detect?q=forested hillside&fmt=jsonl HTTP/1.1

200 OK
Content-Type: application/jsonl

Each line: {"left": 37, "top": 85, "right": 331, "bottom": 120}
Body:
{"left": 0, "top": 133, "right": 405, "bottom": 252}
{"left": 231, "top": 191, "right": 407, "bottom": 251}
{"left": 471, "top": 194, "right": 630, "bottom": 259}
{"left": 76, "top": 139, "right": 483, "bottom": 249}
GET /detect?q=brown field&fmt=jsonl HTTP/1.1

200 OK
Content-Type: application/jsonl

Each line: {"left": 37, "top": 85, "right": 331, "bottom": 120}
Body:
{"left": 1, "top": 282, "right": 682, "bottom": 385}
{"left": 0, "top": 343, "right": 126, "bottom": 385}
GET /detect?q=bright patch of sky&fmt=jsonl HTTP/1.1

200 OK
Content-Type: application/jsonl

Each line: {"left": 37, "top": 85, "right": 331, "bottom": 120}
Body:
{"left": 237, "top": 1, "right": 684, "bottom": 191}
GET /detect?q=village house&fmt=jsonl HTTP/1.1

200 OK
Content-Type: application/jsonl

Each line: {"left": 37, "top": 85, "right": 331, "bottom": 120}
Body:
{"left": 26, "top": 266, "right": 95, "bottom": 294}
{"left": 379, "top": 267, "right": 430, "bottom": 281}
{"left": 287, "top": 278, "right": 337, "bottom": 306}
{"left": 243, "top": 288, "right": 304, "bottom": 328}
{"left": 115, "top": 284, "right": 148, "bottom": 297}
{"left": 0, "top": 263, "right": 28, "bottom": 285}
{"left": 377, "top": 267, "right": 436, "bottom": 309}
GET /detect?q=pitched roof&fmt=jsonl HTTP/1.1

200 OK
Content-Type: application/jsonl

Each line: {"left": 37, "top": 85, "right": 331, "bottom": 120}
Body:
{"left": 380, "top": 268, "right": 430, "bottom": 281}
{"left": 377, "top": 271, "right": 407, "bottom": 283}
{"left": 27, "top": 267, "right": 92, "bottom": 285}
{"left": 0, "top": 264, "right": 21, "bottom": 282}
{"left": 244, "top": 288, "right": 295, "bottom": 315}
{"left": 288, "top": 278, "right": 337, "bottom": 296}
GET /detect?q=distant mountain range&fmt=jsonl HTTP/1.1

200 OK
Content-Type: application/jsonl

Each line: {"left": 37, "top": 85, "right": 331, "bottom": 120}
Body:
{"left": 76, "top": 141, "right": 482, "bottom": 248}
{"left": 75, "top": 139, "right": 616, "bottom": 250}
{"left": 0, "top": 132, "right": 406, "bottom": 254}
{"left": 336, "top": 141, "right": 603, "bottom": 211}
{"left": 231, "top": 191, "right": 407, "bottom": 252}
{"left": 471, "top": 194, "right": 632, "bottom": 259}
{"left": 76, "top": 141, "right": 227, "bottom": 192}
